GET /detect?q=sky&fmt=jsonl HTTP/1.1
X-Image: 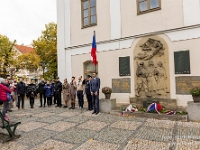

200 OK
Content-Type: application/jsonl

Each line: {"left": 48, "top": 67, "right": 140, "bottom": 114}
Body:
{"left": 0, "top": 0, "right": 56, "bottom": 45}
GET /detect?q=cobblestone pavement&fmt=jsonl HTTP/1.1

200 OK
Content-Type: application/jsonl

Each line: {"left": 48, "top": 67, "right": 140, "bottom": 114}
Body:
{"left": 0, "top": 99, "right": 200, "bottom": 150}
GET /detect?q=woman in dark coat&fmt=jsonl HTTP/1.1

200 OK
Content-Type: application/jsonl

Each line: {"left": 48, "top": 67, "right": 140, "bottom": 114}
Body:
{"left": 44, "top": 80, "right": 54, "bottom": 107}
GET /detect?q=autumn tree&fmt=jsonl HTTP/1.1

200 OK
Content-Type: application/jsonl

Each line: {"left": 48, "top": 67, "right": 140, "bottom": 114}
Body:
{"left": 15, "top": 50, "right": 40, "bottom": 72}
{"left": 32, "top": 22, "right": 57, "bottom": 79}
{"left": 0, "top": 34, "right": 16, "bottom": 78}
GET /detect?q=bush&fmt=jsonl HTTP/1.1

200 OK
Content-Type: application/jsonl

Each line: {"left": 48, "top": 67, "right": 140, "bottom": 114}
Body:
{"left": 102, "top": 87, "right": 112, "bottom": 94}
{"left": 190, "top": 87, "right": 200, "bottom": 96}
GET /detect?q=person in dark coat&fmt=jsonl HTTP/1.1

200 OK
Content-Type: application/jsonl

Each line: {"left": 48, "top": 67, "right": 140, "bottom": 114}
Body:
{"left": 54, "top": 77, "right": 62, "bottom": 107}
{"left": 85, "top": 75, "right": 93, "bottom": 111}
{"left": 26, "top": 80, "right": 37, "bottom": 108}
{"left": 51, "top": 80, "right": 55, "bottom": 105}
{"left": 38, "top": 78, "right": 46, "bottom": 107}
{"left": 90, "top": 72, "right": 100, "bottom": 115}
{"left": 16, "top": 78, "right": 26, "bottom": 109}
{"left": 44, "top": 80, "right": 54, "bottom": 107}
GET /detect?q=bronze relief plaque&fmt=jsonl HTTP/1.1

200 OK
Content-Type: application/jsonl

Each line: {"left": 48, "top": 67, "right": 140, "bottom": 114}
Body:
{"left": 112, "top": 78, "right": 131, "bottom": 93}
{"left": 176, "top": 76, "right": 200, "bottom": 94}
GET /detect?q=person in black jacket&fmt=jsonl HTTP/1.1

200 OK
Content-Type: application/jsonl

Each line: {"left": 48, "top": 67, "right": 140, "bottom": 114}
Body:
{"left": 38, "top": 78, "right": 46, "bottom": 107}
{"left": 54, "top": 77, "right": 62, "bottom": 107}
{"left": 16, "top": 78, "right": 26, "bottom": 109}
{"left": 85, "top": 75, "right": 93, "bottom": 111}
{"left": 26, "top": 80, "right": 37, "bottom": 108}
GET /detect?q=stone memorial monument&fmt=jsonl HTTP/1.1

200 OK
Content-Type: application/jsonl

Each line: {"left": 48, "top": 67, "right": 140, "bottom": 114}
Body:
{"left": 133, "top": 36, "right": 170, "bottom": 105}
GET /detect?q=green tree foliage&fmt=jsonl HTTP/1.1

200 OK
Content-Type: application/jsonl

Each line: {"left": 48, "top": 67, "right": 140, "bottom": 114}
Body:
{"left": 0, "top": 34, "right": 16, "bottom": 78}
{"left": 15, "top": 50, "right": 40, "bottom": 72}
{"left": 32, "top": 22, "right": 57, "bottom": 79}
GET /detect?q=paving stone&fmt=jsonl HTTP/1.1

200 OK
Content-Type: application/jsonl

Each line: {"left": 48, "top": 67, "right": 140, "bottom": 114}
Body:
{"left": 145, "top": 119, "right": 175, "bottom": 129}
{"left": 111, "top": 121, "right": 142, "bottom": 130}
{"left": 19, "top": 129, "right": 56, "bottom": 147}
{"left": 124, "top": 138, "right": 170, "bottom": 150}
{"left": 134, "top": 126, "right": 173, "bottom": 142}
{"left": 90, "top": 114, "right": 127, "bottom": 123}
{"left": 43, "top": 121, "right": 76, "bottom": 132}
{"left": 176, "top": 126, "right": 200, "bottom": 140}
{"left": 79, "top": 111, "right": 100, "bottom": 117}
{"left": 30, "top": 139, "right": 74, "bottom": 150}
{"left": 76, "top": 140, "right": 120, "bottom": 150}
{"left": 34, "top": 112, "right": 55, "bottom": 118}
{"left": 63, "top": 115, "right": 89, "bottom": 123}
{"left": 36, "top": 116, "right": 64, "bottom": 124}
{"left": 3, "top": 98, "right": 200, "bottom": 150}
{"left": 97, "top": 127, "right": 133, "bottom": 144}
{"left": 10, "top": 112, "right": 33, "bottom": 117}
{"left": 53, "top": 127, "right": 97, "bottom": 144}
{"left": 58, "top": 112, "right": 79, "bottom": 118}
{"left": 175, "top": 138, "right": 200, "bottom": 150}
{"left": 18, "top": 121, "right": 47, "bottom": 132}
{"left": 0, "top": 141, "right": 28, "bottom": 150}
{"left": 77, "top": 120, "right": 109, "bottom": 131}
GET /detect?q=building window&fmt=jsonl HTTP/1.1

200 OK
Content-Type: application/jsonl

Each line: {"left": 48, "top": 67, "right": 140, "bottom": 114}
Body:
{"left": 174, "top": 50, "right": 190, "bottom": 74}
{"left": 84, "top": 60, "right": 98, "bottom": 79}
{"left": 81, "top": 0, "right": 97, "bottom": 28}
{"left": 137, "top": 0, "right": 161, "bottom": 14}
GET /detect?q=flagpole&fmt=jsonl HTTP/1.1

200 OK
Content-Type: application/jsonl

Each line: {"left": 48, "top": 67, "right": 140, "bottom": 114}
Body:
{"left": 94, "top": 30, "right": 97, "bottom": 73}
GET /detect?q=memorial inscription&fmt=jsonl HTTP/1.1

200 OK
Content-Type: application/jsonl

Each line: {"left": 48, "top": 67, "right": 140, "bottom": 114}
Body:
{"left": 112, "top": 78, "right": 131, "bottom": 93}
{"left": 176, "top": 76, "right": 200, "bottom": 94}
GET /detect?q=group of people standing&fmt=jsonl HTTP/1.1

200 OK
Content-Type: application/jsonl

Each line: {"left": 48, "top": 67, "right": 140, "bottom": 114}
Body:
{"left": 60, "top": 72, "right": 101, "bottom": 115}
{"left": 0, "top": 72, "right": 100, "bottom": 120}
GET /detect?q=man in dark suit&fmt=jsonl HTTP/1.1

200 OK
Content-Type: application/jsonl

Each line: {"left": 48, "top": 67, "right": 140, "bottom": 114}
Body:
{"left": 90, "top": 72, "right": 100, "bottom": 115}
{"left": 38, "top": 78, "right": 46, "bottom": 107}
{"left": 85, "top": 75, "right": 92, "bottom": 111}
{"left": 54, "top": 77, "right": 62, "bottom": 108}
{"left": 16, "top": 78, "right": 26, "bottom": 110}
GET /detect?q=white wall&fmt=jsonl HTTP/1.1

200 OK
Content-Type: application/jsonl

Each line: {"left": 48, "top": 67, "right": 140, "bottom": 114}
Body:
{"left": 57, "top": 0, "right": 66, "bottom": 81}
{"left": 110, "top": 0, "right": 121, "bottom": 39}
{"left": 183, "top": 0, "right": 200, "bottom": 26}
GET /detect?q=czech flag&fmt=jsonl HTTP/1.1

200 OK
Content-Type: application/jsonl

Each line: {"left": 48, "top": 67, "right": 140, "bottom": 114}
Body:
{"left": 91, "top": 34, "right": 97, "bottom": 65}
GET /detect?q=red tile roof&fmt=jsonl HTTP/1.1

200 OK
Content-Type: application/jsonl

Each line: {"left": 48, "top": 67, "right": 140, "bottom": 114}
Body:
{"left": 14, "top": 44, "right": 34, "bottom": 54}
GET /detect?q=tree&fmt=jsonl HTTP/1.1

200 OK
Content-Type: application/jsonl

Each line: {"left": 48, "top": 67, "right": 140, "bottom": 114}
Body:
{"left": 0, "top": 34, "right": 16, "bottom": 78}
{"left": 15, "top": 50, "right": 40, "bottom": 72}
{"left": 32, "top": 22, "right": 57, "bottom": 79}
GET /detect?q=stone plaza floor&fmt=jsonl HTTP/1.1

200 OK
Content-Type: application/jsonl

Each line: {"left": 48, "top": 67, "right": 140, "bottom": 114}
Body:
{"left": 0, "top": 99, "right": 200, "bottom": 150}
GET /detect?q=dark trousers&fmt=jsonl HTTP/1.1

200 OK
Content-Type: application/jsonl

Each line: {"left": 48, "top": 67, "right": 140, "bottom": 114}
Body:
{"left": 18, "top": 94, "right": 25, "bottom": 108}
{"left": 40, "top": 93, "right": 46, "bottom": 106}
{"left": 92, "top": 93, "right": 99, "bottom": 113}
{"left": 2, "top": 101, "right": 9, "bottom": 117}
{"left": 86, "top": 94, "right": 92, "bottom": 110}
{"left": 53, "top": 93, "right": 56, "bottom": 104}
{"left": 47, "top": 97, "right": 52, "bottom": 106}
{"left": 50, "top": 97, "right": 52, "bottom": 105}
{"left": 77, "top": 91, "right": 84, "bottom": 108}
{"left": 29, "top": 97, "right": 34, "bottom": 108}
{"left": 55, "top": 92, "right": 62, "bottom": 106}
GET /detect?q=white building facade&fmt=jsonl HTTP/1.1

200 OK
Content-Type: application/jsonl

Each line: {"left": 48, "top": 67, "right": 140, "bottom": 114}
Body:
{"left": 57, "top": 0, "right": 200, "bottom": 109}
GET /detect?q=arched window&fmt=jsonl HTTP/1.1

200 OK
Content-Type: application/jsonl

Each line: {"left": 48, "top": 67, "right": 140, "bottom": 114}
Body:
{"left": 84, "top": 60, "right": 98, "bottom": 79}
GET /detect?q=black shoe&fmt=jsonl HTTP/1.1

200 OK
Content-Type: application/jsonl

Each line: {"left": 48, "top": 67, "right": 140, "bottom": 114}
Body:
{"left": 63, "top": 106, "right": 68, "bottom": 108}
{"left": 92, "top": 111, "right": 96, "bottom": 114}
{"left": 44, "top": 105, "right": 46, "bottom": 107}
{"left": 8, "top": 110, "right": 13, "bottom": 112}
{"left": 95, "top": 112, "right": 99, "bottom": 115}
{"left": 39, "top": 106, "right": 42, "bottom": 108}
